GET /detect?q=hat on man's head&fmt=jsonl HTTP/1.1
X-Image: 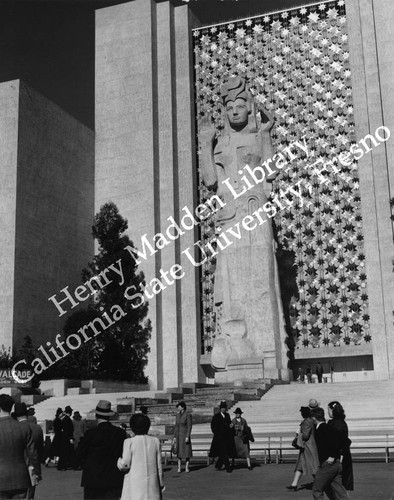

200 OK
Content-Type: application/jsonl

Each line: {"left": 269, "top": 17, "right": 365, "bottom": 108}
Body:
{"left": 55, "top": 407, "right": 63, "bottom": 417}
{"left": 73, "top": 411, "right": 82, "bottom": 420}
{"left": 308, "top": 398, "right": 320, "bottom": 409}
{"left": 219, "top": 401, "right": 227, "bottom": 409}
{"left": 64, "top": 405, "right": 73, "bottom": 414}
{"left": 12, "top": 402, "right": 28, "bottom": 418}
{"left": 233, "top": 407, "right": 243, "bottom": 415}
{"left": 95, "top": 400, "right": 115, "bottom": 417}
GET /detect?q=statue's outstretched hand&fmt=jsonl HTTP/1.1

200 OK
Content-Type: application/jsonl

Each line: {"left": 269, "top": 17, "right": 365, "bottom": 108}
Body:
{"left": 198, "top": 115, "right": 216, "bottom": 144}
{"left": 259, "top": 109, "right": 274, "bottom": 134}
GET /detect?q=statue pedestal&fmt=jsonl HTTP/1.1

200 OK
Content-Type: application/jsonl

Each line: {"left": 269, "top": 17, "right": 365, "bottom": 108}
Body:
{"left": 213, "top": 355, "right": 290, "bottom": 383}
{"left": 214, "top": 358, "right": 264, "bottom": 384}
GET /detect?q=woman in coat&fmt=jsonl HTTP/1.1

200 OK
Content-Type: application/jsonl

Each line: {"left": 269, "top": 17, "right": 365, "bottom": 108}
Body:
{"left": 231, "top": 408, "right": 252, "bottom": 470}
{"left": 45, "top": 408, "right": 63, "bottom": 466}
{"left": 117, "top": 413, "right": 164, "bottom": 500}
{"left": 174, "top": 401, "right": 192, "bottom": 473}
{"left": 287, "top": 406, "right": 319, "bottom": 491}
{"left": 327, "top": 400, "right": 354, "bottom": 491}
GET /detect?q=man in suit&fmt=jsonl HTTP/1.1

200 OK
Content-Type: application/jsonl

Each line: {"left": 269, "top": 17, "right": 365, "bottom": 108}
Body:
{"left": 12, "top": 403, "right": 44, "bottom": 500}
{"left": 0, "top": 394, "right": 39, "bottom": 499}
{"left": 311, "top": 407, "right": 348, "bottom": 500}
{"left": 77, "top": 400, "right": 127, "bottom": 500}
{"left": 58, "top": 405, "right": 74, "bottom": 470}
{"left": 316, "top": 362, "right": 324, "bottom": 383}
{"left": 209, "top": 401, "right": 235, "bottom": 473}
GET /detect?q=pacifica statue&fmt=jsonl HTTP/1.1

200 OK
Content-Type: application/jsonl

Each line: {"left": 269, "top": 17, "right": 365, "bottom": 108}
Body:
{"left": 199, "top": 76, "right": 286, "bottom": 375}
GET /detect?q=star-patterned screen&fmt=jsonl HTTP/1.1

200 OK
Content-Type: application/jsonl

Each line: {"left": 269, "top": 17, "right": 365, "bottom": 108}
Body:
{"left": 193, "top": 0, "right": 371, "bottom": 355}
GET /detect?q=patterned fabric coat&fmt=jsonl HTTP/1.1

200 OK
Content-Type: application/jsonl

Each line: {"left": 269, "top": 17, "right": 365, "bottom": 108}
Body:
{"left": 174, "top": 411, "right": 192, "bottom": 458}
{"left": 232, "top": 416, "right": 250, "bottom": 459}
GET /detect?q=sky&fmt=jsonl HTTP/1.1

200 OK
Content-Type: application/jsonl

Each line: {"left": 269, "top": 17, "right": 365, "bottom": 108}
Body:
{"left": 0, "top": 0, "right": 316, "bottom": 129}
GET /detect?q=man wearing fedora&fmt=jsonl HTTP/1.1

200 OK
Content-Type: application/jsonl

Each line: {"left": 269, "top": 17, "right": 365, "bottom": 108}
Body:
{"left": 12, "top": 402, "right": 44, "bottom": 499}
{"left": 0, "top": 394, "right": 39, "bottom": 499}
{"left": 209, "top": 401, "right": 235, "bottom": 473}
{"left": 309, "top": 399, "right": 320, "bottom": 410}
{"left": 77, "top": 400, "right": 127, "bottom": 499}
{"left": 57, "top": 405, "right": 74, "bottom": 470}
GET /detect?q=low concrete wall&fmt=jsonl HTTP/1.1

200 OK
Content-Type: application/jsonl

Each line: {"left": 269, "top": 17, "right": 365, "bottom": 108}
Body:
{"left": 40, "top": 379, "right": 81, "bottom": 397}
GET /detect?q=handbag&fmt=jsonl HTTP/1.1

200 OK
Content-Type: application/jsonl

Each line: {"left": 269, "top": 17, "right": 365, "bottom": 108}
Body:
{"left": 171, "top": 437, "right": 178, "bottom": 455}
{"left": 296, "top": 431, "right": 305, "bottom": 449}
{"left": 291, "top": 434, "right": 301, "bottom": 450}
{"left": 243, "top": 425, "right": 255, "bottom": 444}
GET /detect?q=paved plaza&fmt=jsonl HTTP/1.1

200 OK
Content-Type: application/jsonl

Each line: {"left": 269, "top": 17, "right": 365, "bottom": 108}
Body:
{"left": 36, "top": 461, "right": 394, "bottom": 500}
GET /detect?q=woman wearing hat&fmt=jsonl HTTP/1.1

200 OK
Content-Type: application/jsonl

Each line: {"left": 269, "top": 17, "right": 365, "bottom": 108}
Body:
{"left": 287, "top": 406, "right": 319, "bottom": 491}
{"left": 117, "top": 413, "right": 164, "bottom": 499}
{"left": 231, "top": 408, "right": 253, "bottom": 470}
{"left": 174, "top": 401, "right": 192, "bottom": 473}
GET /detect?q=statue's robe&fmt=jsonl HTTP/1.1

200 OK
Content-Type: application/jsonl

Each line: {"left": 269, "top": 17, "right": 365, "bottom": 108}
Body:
{"left": 210, "top": 129, "right": 286, "bottom": 371}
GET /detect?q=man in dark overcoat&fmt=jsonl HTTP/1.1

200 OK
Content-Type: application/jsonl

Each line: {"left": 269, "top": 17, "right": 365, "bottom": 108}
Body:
{"left": 311, "top": 407, "right": 348, "bottom": 500}
{"left": 77, "top": 400, "right": 127, "bottom": 500}
{"left": 12, "top": 402, "right": 44, "bottom": 499}
{"left": 315, "top": 362, "right": 324, "bottom": 383}
{"left": 0, "top": 394, "right": 39, "bottom": 499}
{"left": 209, "top": 401, "right": 235, "bottom": 473}
{"left": 57, "top": 405, "right": 74, "bottom": 470}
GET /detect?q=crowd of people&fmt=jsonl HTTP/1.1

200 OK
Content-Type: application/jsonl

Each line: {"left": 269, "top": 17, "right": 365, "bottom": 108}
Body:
{"left": 44, "top": 405, "right": 86, "bottom": 470}
{"left": 0, "top": 395, "right": 90, "bottom": 499}
{"left": 297, "top": 364, "right": 335, "bottom": 384}
{"left": 287, "top": 398, "right": 353, "bottom": 499}
{"left": 0, "top": 392, "right": 353, "bottom": 500}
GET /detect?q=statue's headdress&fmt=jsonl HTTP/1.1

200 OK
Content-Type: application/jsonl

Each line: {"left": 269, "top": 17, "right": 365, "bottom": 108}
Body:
{"left": 220, "top": 76, "right": 258, "bottom": 133}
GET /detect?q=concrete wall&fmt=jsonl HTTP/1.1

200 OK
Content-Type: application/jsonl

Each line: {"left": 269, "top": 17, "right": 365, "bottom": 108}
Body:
{"left": 95, "top": 0, "right": 203, "bottom": 389}
{"left": 347, "top": 0, "right": 394, "bottom": 380}
{"left": 0, "top": 81, "right": 19, "bottom": 351}
{"left": 0, "top": 80, "right": 94, "bottom": 353}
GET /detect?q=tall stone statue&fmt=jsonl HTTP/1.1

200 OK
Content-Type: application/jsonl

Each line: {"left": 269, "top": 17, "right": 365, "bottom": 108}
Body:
{"left": 198, "top": 76, "right": 288, "bottom": 381}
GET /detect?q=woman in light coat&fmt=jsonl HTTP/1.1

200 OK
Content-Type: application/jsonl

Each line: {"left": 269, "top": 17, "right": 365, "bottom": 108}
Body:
{"left": 117, "top": 414, "right": 164, "bottom": 500}
{"left": 174, "top": 401, "right": 192, "bottom": 473}
{"left": 287, "top": 406, "right": 319, "bottom": 491}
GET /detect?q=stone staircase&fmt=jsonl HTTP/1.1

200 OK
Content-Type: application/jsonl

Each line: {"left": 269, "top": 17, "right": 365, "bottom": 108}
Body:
{"left": 32, "top": 379, "right": 275, "bottom": 432}
{"left": 189, "top": 380, "right": 394, "bottom": 444}
{"left": 231, "top": 380, "right": 394, "bottom": 431}
{"left": 32, "top": 379, "right": 394, "bottom": 441}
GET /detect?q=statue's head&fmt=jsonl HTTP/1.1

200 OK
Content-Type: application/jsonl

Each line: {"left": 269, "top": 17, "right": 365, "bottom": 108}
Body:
{"left": 221, "top": 77, "right": 257, "bottom": 133}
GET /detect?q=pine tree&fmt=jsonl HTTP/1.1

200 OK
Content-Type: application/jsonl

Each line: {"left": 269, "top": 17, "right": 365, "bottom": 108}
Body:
{"left": 81, "top": 202, "right": 151, "bottom": 382}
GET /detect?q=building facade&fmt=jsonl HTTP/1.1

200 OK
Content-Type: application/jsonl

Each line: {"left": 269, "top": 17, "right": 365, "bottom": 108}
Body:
{"left": 95, "top": 0, "right": 394, "bottom": 389}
